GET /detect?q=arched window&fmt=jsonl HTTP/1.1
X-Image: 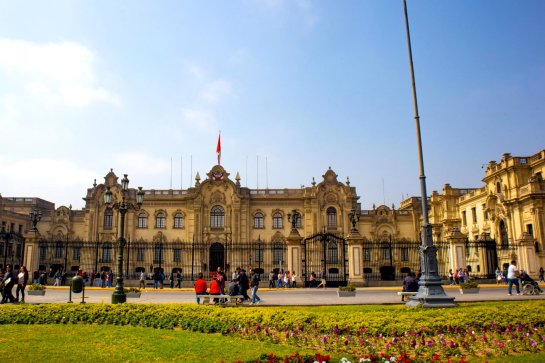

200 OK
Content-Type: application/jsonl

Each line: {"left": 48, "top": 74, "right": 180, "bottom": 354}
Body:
{"left": 254, "top": 212, "right": 264, "bottom": 229}
{"left": 496, "top": 182, "right": 502, "bottom": 193}
{"left": 104, "top": 208, "right": 113, "bottom": 230}
{"left": 102, "top": 243, "right": 113, "bottom": 263}
{"left": 174, "top": 213, "right": 184, "bottom": 229}
{"left": 156, "top": 212, "right": 166, "bottom": 229}
{"left": 211, "top": 205, "right": 225, "bottom": 229}
{"left": 327, "top": 241, "right": 338, "bottom": 264}
{"left": 273, "top": 212, "right": 283, "bottom": 229}
{"left": 137, "top": 213, "right": 148, "bottom": 229}
{"left": 327, "top": 207, "right": 337, "bottom": 228}
{"left": 500, "top": 220, "right": 509, "bottom": 248}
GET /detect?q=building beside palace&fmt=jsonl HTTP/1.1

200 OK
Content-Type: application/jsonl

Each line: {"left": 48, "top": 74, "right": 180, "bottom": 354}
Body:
{"left": 1, "top": 149, "right": 544, "bottom": 285}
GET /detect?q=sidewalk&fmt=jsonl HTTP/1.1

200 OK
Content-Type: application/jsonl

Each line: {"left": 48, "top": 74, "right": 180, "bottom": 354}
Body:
{"left": 17, "top": 284, "right": 545, "bottom": 305}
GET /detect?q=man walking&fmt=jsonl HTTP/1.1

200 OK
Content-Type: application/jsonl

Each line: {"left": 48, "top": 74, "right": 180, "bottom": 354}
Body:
{"left": 249, "top": 269, "right": 261, "bottom": 305}
{"left": 507, "top": 260, "right": 521, "bottom": 296}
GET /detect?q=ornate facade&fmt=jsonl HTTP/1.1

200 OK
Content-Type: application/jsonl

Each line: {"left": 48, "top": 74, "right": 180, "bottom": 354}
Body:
{"left": 2, "top": 148, "right": 544, "bottom": 284}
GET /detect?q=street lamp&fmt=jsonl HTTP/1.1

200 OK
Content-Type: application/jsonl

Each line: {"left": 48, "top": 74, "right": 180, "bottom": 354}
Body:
{"left": 29, "top": 209, "right": 42, "bottom": 233}
{"left": 103, "top": 174, "right": 145, "bottom": 304}
{"left": 402, "top": 0, "right": 455, "bottom": 307}
{"left": 287, "top": 209, "right": 300, "bottom": 231}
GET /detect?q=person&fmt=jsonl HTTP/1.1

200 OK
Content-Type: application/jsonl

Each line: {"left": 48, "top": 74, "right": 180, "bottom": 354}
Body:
{"left": 1, "top": 264, "right": 17, "bottom": 304}
{"left": 194, "top": 272, "right": 208, "bottom": 304}
{"left": 268, "top": 271, "right": 275, "bottom": 288}
{"left": 107, "top": 271, "right": 114, "bottom": 288}
{"left": 238, "top": 269, "right": 250, "bottom": 302}
{"left": 175, "top": 270, "right": 182, "bottom": 288}
{"left": 216, "top": 267, "right": 226, "bottom": 295}
{"left": 495, "top": 267, "right": 503, "bottom": 285}
{"left": 15, "top": 266, "right": 29, "bottom": 303}
{"left": 139, "top": 271, "right": 146, "bottom": 289}
{"left": 228, "top": 278, "right": 239, "bottom": 297}
{"left": 309, "top": 272, "right": 317, "bottom": 288}
{"left": 291, "top": 271, "right": 297, "bottom": 288}
{"left": 283, "top": 271, "right": 290, "bottom": 288}
{"left": 153, "top": 271, "right": 160, "bottom": 289}
{"left": 169, "top": 272, "right": 174, "bottom": 289}
{"left": 100, "top": 271, "right": 106, "bottom": 288}
{"left": 539, "top": 267, "right": 545, "bottom": 283}
{"left": 54, "top": 270, "right": 62, "bottom": 286}
{"left": 401, "top": 272, "right": 418, "bottom": 302}
{"left": 507, "top": 260, "right": 521, "bottom": 296}
{"left": 316, "top": 269, "right": 327, "bottom": 288}
{"left": 520, "top": 270, "right": 543, "bottom": 293}
{"left": 448, "top": 269, "right": 454, "bottom": 285}
{"left": 209, "top": 276, "right": 222, "bottom": 304}
{"left": 249, "top": 269, "right": 261, "bottom": 305}
{"left": 277, "top": 271, "right": 283, "bottom": 288}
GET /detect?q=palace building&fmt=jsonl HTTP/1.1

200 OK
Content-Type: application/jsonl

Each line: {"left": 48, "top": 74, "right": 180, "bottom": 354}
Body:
{"left": 2, "top": 149, "right": 544, "bottom": 285}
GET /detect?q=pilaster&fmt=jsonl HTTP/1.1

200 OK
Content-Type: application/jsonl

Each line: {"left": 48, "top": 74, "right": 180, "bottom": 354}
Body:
{"left": 346, "top": 228, "right": 366, "bottom": 286}
{"left": 23, "top": 231, "right": 41, "bottom": 274}
{"left": 286, "top": 228, "right": 303, "bottom": 286}
{"left": 447, "top": 228, "right": 467, "bottom": 272}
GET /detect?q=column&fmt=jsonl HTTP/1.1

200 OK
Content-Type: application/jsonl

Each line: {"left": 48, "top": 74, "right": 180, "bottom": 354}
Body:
{"left": 447, "top": 228, "right": 467, "bottom": 273}
{"left": 23, "top": 232, "right": 40, "bottom": 274}
{"left": 516, "top": 232, "right": 538, "bottom": 275}
{"left": 286, "top": 228, "right": 303, "bottom": 287}
{"left": 346, "top": 228, "right": 366, "bottom": 286}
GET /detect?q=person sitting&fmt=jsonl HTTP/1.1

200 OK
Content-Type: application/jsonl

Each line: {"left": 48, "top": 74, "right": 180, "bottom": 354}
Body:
{"left": 209, "top": 276, "right": 222, "bottom": 304}
{"left": 401, "top": 272, "right": 419, "bottom": 301}
{"left": 193, "top": 272, "right": 208, "bottom": 304}
{"left": 520, "top": 270, "right": 543, "bottom": 293}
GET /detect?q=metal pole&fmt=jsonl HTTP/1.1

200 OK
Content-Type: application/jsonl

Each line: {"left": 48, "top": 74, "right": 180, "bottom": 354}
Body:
{"left": 112, "top": 204, "right": 127, "bottom": 304}
{"left": 403, "top": 0, "right": 455, "bottom": 307}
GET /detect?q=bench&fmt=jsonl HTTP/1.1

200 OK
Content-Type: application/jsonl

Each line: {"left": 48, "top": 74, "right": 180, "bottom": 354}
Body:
{"left": 196, "top": 294, "right": 245, "bottom": 305}
{"left": 397, "top": 291, "right": 417, "bottom": 301}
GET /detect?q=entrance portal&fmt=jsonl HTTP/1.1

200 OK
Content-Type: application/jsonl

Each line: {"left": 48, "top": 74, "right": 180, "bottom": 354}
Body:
{"left": 209, "top": 242, "right": 225, "bottom": 272}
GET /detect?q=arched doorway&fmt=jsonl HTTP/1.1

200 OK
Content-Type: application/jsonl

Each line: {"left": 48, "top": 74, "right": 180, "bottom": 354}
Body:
{"left": 209, "top": 242, "right": 225, "bottom": 272}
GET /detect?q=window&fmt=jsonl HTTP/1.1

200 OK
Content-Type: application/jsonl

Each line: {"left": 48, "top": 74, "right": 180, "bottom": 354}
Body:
{"left": 211, "top": 206, "right": 225, "bottom": 229}
{"left": 174, "top": 213, "right": 184, "bottom": 229}
{"left": 254, "top": 212, "right": 264, "bottom": 229}
{"left": 255, "top": 246, "right": 264, "bottom": 263}
{"left": 154, "top": 244, "right": 164, "bottom": 263}
{"left": 401, "top": 248, "right": 409, "bottom": 261}
{"left": 72, "top": 247, "right": 81, "bottom": 261}
{"left": 55, "top": 242, "right": 64, "bottom": 259}
{"left": 327, "top": 207, "right": 337, "bottom": 228}
{"left": 102, "top": 243, "right": 113, "bottom": 263}
{"left": 496, "top": 182, "right": 501, "bottom": 193}
{"left": 327, "top": 242, "right": 338, "bottom": 264}
{"left": 528, "top": 224, "right": 534, "bottom": 236}
{"left": 138, "top": 213, "right": 148, "bottom": 228}
{"left": 156, "top": 212, "right": 166, "bottom": 229}
{"left": 104, "top": 208, "right": 113, "bottom": 230}
{"left": 39, "top": 245, "right": 47, "bottom": 260}
{"left": 136, "top": 248, "right": 145, "bottom": 261}
{"left": 173, "top": 248, "right": 181, "bottom": 262}
{"left": 471, "top": 207, "right": 477, "bottom": 224}
{"left": 382, "top": 244, "right": 391, "bottom": 260}
{"left": 483, "top": 205, "right": 489, "bottom": 220}
{"left": 273, "top": 212, "right": 283, "bottom": 229}
{"left": 462, "top": 211, "right": 467, "bottom": 227}
{"left": 273, "top": 242, "right": 283, "bottom": 264}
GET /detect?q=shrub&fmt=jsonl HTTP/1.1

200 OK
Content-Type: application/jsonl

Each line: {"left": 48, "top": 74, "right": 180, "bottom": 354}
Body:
{"left": 338, "top": 285, "right": 356, "bottom": 292}
{"left": 27, "top": 283, "right": 46, "bottom": 291}
{"left": 459, "top": 280, "right": 479, "bottom": 289}
{"left": 124, "top": 287, "right": 141, "bottom": 293}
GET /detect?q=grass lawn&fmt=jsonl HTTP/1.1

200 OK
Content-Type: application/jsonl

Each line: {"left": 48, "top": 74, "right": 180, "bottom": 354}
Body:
{"left": 0, "top": 324, "right": 315, "bottom": 363}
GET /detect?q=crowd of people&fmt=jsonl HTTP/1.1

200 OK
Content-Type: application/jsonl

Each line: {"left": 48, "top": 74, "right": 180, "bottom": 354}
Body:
{"left": 194, "top": 266, "right": 262, "bottom": 305}
{"left": 0, "top": 264, "right": 29, "bottom": 304}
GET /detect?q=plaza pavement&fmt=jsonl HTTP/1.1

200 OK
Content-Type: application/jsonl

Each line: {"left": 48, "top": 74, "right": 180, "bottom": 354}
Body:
{"left": 15, "top": 283, "right": 545, "bottom": 305}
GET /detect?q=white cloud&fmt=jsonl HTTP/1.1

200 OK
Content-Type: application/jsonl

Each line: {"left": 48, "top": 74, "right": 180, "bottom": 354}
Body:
{"left": 201, "top": 79, "right": 233, "bottom": 103}
{"left": 114, "top": 152, "right": 170, "bottom": 175}
{"left": 181, "top": 107, "right": 218, "bottom": 131}
{"left": 0, "top": 39, "right": 120, "bottom": 108}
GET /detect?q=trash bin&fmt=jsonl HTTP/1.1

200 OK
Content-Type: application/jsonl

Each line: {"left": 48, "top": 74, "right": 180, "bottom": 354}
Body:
{"left": 72, "top": 275, "right": 84, "bottom": 293}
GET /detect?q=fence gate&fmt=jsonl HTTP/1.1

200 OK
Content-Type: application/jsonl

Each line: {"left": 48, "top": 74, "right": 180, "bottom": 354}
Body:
{"left": 303, "top": 232, "right": 348, "bottom": 287}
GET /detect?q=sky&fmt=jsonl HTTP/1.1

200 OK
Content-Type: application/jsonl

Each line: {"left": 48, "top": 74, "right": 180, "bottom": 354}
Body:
{"left": 0, "top": 0, "right": 544, "bottom": 210}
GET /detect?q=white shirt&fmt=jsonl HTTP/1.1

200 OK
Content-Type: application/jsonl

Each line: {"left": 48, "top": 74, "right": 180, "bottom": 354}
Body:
{"left": 507, "top": 264, "right": 517, "bottom": 279}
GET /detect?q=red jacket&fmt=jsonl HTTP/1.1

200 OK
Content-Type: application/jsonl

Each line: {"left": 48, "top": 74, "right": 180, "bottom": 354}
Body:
{"left": 209, "top": 279, "right": 221, "bottom": 295}
{"left": 194, "top": 278, "right": 207, "bottom": 294}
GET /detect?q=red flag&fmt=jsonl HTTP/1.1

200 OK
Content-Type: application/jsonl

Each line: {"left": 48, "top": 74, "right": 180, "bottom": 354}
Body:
{"left": 216, "top": 133, "right": 221, "bottom": 165}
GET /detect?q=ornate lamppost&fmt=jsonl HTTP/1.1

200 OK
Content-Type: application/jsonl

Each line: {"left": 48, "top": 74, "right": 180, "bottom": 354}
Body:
{"left": 403, "top": 0, "right": 455, "bottom": 307}
{"left": 287, "top": 209, "right": 300, "bottom": 232}
{"left": 103, "top": 174, "right": 144, "bottom": 304}
{"left": 29, "top": 209, "right": 42, "bottom": 233}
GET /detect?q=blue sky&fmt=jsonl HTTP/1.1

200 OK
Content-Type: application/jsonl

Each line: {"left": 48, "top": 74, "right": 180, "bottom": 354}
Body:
{"left": 0, "top": 0, "right": 544, "bottom": 209}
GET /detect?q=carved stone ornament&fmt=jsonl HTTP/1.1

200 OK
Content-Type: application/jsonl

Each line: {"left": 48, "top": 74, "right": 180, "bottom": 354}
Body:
{"left": 210, "top": 191, "right": 226, "bottom": 204}
{"left": 206, "top": 165, "right": 230, "bottom": 182}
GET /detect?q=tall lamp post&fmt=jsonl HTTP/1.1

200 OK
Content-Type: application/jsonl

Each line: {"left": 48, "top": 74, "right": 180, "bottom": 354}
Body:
{"left": 103, "top": 174, "right": 144, "bottom": 304}
{"left": 403, "top": 0, "right": 455, "bottom": 307}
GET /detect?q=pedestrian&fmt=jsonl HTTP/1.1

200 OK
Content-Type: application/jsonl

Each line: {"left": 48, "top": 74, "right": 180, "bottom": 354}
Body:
{"left": 309, "top": 272, "right": 317, "bottom": 288}
{"left": 194, "top": 272, "right": 208, "bottom": 304}
{"left": 495, "top": 267, "right": 503, "bottom": 285}
{"left": 175, "top": 270, "right": 182, "bottom": 288}
{"left": 283, "top": 271, "right": 290, "bottom": 288}
{"left": 216, "top": 267, "right": 226, "bottom": 295}
{"left": 1, "top": 264, "right": 17, "bottom": 304}
{"left": 15, "top": 266, "right": 29, "bottom": 303}
{"left": 316, "top": 269, "right": 327, "bottom": 288}
{"left": 268, "top": 271, "right": 275, "bottom": 288}
{"left": 277, "top": 271, "right": 283, "bottom": 288}
{"left": 139, "top": 270, "right": 146, "bottom": 289}
{"left": 291, "top": 271, "right": 297, "bottom": 288}
{"left": 238, "top": 269, "right": 250, "bottom": 302}
{"left": 107, "top": 271, "right": 114, "bottom": 288}
{"left": 507, "top": 260, "right": 521, "bottom": 296}
{"left": 53, "top": 270, "right": 62, "bottom": 286}
{"left": 169, "top": 272, "right": 174, "bottom": 289}
{"left": 448, "top": 269, "right": 454, "bottom": 285}
{"left": 100, "top": 271, "right": 106, "bottom": 288}
{"left": 539, "top": 267, "right": 544, "bottom": 282}
{"left": 249, "top": 269, "right": 261, "bottom": 305}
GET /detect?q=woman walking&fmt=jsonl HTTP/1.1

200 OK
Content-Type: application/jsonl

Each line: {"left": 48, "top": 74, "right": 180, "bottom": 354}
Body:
{"left": 15, "top": 266, "right": 29, "bottom": 303}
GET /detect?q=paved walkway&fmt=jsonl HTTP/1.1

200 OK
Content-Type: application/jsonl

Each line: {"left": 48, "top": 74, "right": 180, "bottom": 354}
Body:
{"left": 15, "top": 284, "right": 545, "bottom": 305}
